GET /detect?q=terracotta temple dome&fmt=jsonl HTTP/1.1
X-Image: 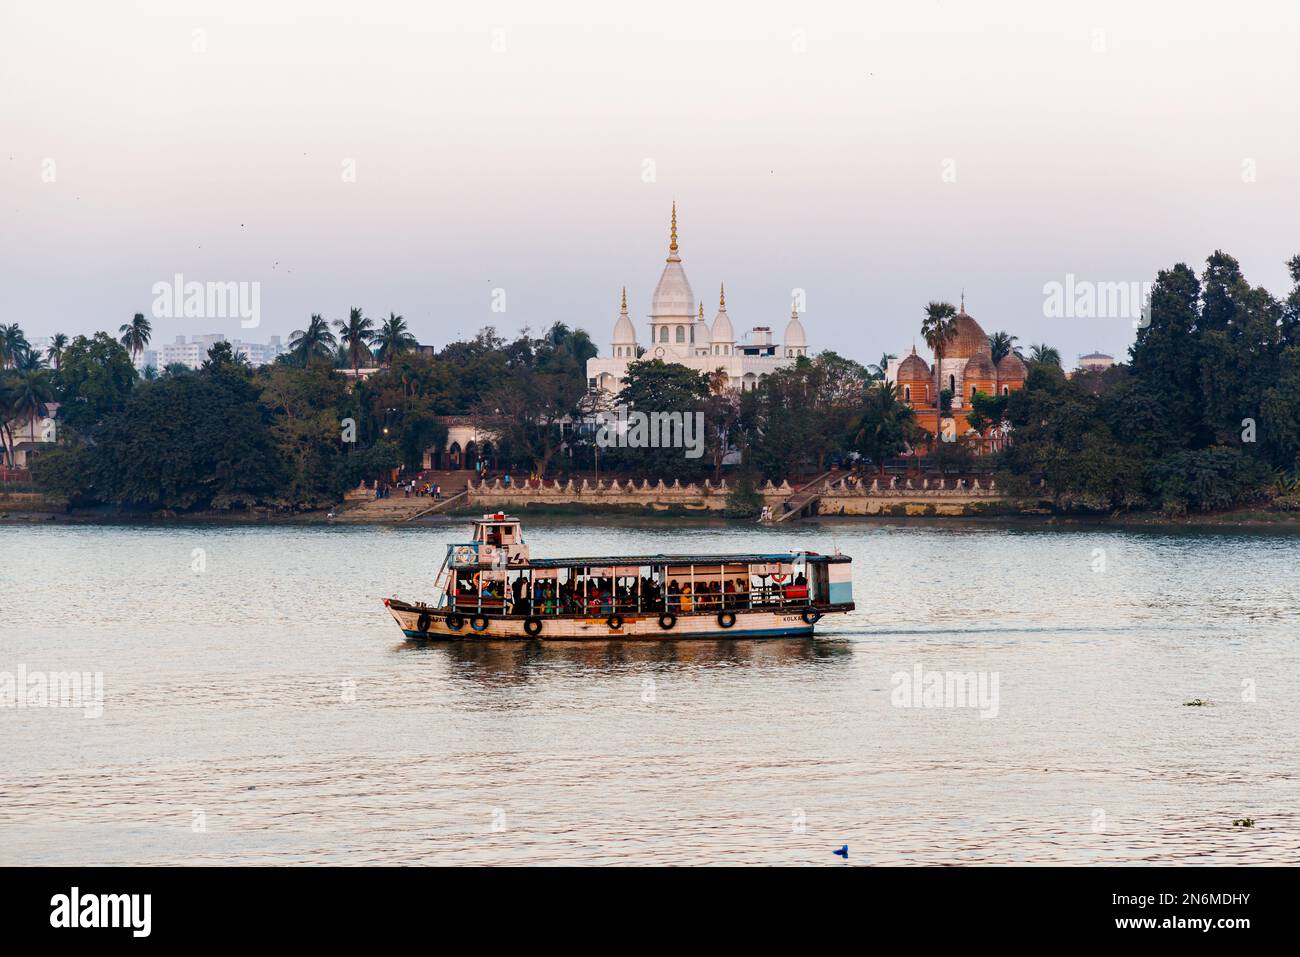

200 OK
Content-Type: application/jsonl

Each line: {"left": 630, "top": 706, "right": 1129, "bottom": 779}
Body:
{"left": 897, "top": 348, "right": 931, "bottom": 379}
{"left": 945, "top": 307, "right": 992, "bottom": 359}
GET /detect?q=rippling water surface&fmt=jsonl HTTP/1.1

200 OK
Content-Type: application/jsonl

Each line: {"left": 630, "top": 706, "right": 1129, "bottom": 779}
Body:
{"left": 2, "top": 517, "right": 1297, "bottom": 865}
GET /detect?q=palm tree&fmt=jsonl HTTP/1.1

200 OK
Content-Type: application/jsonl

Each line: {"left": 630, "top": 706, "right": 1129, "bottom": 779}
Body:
{"left": 851, "top": 381, "right": 920, "bottom": 473}
{"left": 45, "top": 333, "right": 68, "bottom": 370}
{"left": 15, "top": 348, "right": 45, "bottom": 371}
{"left": 334, "top": 306, "right": 375, "bottom": 377}
{"left": 1028, "top": 342, "right": 1062, "bottom": 367}
{"left": 866, "top": 352, "right": 897, "bottom": 381}
{"left": 987, "top": 331, "right": 1018, "bottom": 364}
{"left": 118, "top": 313, "right": 152, "bottom": 362}
{"left": 1, "top": 324, "right": 30, "bottom": 370}
{"left": 288, "top": 314, "right": 338, "bottom": 364}
{"left": 920, "top": 301, "right": 958, "bottom": 437}
{"left": 372, "top": 312, "right": 417, "bottom": 367}
{"left": 3, "top": 368, "right": 54, "bottom": 466}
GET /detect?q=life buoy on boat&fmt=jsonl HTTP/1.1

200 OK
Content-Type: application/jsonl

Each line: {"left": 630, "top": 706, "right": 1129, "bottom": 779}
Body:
{"left": 772, "top": 573, "right": 787, "bottom": 584}
{"left": 470, "top": 615, "right": 489, "bottom": 632}
{"left": 658, "top": 613, "right": 676, "bottom": 630}
{"left": 523, "top": 617, "right": 543, "bottom": 636}
{"left": 416, "top": 612, "right": 431, "bottom": 634}
{"left": 801, "top": 609, "right": 822, "bottom": 625}
{"left": 717, "top": 612, "right": 736, "bottom": 629}
{"left": 607, "top": 614, "right": 624, "bottom": 630}
{"left": 446, "top": 613, "right": 465, "bottom": 631}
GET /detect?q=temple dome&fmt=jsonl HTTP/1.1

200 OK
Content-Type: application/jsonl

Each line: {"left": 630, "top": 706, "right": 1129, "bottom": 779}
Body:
{"left": 996, "top": 351, "right": 1027, "bottom": 380}
{"left": 784, "top": 307, "right": 807, "bottom": 348}
{"left": 693, "top": 304, "right": 711, "bottom": 346}
{"left": 945, "top": 307, "right": 991, "bottom": 359}
{"left": 897, "top": 348, "right": 930, "bottom": 379}
{"left": 612, "top": 288, "right": 636, "bottom": 344}
{"left": 650, "top": 203, "right": 694, "bottom": 318}
{"left": 963, "top": 351, "right": 996, "bottom": 379}
{"left": 711, "top": 284, "right": 734, "bottom": 342}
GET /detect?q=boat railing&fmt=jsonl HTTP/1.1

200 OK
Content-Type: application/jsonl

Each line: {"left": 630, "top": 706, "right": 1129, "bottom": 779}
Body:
{"left": 447, "top": 584, "right": 815, "bottom": 616}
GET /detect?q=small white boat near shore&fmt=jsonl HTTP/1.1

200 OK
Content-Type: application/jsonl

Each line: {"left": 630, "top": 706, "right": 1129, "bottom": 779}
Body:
{"left": 384, "top": 513, "right": 854, "bottom": 640}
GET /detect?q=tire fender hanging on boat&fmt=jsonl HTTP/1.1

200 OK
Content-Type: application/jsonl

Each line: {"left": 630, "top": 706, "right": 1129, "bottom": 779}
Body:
{"left": 446, "top": 613, "right": 465, "bottom": 631}
{"left": 658, "top": 613, "right": 676, "bottom": 630}
{"left": 801, "top": 609, "right": 822, "bottom": 625}
{"left": 470, "top": 615, "right": 489, "bottom": 632}
{"left": 717, "top": 611, "right": 736, "bottom": 629}
{"left": 416, "top": 612, "right": 431, "bottom": 634}
{"left": 523, "top": 617, "right": 543, "bottom": 636}
{"left": 607, "top": 614, "right": 624, "bottom": 630}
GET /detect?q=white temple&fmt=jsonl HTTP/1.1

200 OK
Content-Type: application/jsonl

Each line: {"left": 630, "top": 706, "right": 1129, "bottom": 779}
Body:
{"left": 586, "top": 204, "right": 809, "bottom": 394}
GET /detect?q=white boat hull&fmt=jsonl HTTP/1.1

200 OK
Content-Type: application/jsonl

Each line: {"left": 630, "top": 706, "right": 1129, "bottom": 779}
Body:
{"left": 384, "top": 601, "right": 828, "bottom": 640}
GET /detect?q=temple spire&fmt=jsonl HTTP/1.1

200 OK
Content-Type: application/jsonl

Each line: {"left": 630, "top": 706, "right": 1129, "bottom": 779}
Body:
{"left": 620, "top": 286, "right": 628, "bottom": 312}
{"left": 719, "top": 282, "right": 726, "bottom": 309}
{"left": 669, "top": 201, "right": 678, "bottom": 254}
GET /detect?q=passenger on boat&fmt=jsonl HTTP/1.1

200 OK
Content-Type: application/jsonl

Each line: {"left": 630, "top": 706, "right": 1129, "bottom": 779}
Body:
{"left": 680, "top": 584, "right": 694, "bottom": 612}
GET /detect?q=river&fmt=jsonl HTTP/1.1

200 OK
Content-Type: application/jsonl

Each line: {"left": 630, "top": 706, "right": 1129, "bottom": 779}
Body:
{"left": 2, "top": 517, "right": 1296, "bottom": 865}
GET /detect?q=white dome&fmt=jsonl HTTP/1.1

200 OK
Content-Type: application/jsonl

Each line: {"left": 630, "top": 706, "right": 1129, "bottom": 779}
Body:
{"left": 694, "top": 307, "right": 711, "bottom": 347}
{"left": 784, "top": 306, "right": 807, "bottom": 348}
{"left": 651, "top": 260, "right": 694, "bottom": 318}
{"left": 711, "top": 283, "right": 734, "bottom": 342}
{"left": 650, "top": 203, "right": 694, "bottom": 318}
{"left": 612, "top": 287, "right": 636, "bottom": 344}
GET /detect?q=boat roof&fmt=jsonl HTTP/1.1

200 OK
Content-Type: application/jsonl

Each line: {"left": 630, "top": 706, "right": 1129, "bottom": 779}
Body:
{"left": 480, "top": 552, "right": 849, "bottom": 569}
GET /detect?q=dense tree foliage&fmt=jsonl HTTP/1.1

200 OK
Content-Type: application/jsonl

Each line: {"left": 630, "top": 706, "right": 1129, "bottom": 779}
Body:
{"left": 16, "top": 251, "right": 1300, "bottom": 516}
{"left": 997, "top": 251, "right": 1300, "bottom": 514}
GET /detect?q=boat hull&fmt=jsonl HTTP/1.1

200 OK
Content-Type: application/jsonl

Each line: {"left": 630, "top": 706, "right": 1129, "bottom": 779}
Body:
{"left": 384, "top": 599, "right": 849, "bottom": 640}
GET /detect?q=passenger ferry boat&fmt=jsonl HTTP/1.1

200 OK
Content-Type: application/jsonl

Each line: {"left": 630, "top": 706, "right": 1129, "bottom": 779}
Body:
{"left": 384, "top": 513, "right": 854, "bottom": 640}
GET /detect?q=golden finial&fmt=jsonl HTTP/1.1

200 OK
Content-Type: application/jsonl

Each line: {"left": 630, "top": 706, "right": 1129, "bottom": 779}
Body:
{"left": 791, "top": 301, "right": 799, "bottom": 320}
{"left": 960, "top": 289, "right": 966, "bottom": 313}
{"left": 669, "top": 201, "right": 678, "bottom": 253}
{"left": 621, "top": 286, "right": 627, "bottom": 311}
{"left": 719, "top": 283, "right": 726, "bottom": 309}
{"left": 699, "top": 303, "right": 705, "bottom": 319}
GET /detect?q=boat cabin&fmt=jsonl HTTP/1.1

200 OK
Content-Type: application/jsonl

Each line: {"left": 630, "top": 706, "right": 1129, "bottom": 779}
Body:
{"left": 438, "top": 548, "right": 852, "bottom": 618}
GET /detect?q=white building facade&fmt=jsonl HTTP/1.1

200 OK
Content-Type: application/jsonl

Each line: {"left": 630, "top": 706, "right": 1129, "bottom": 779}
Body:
{"left": 586, "top": 205, "right": 810, "bottom": 395}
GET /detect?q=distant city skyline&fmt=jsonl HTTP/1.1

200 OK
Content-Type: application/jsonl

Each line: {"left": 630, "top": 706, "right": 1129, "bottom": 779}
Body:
{"left": 3, "top": 1, "right": 1298, "bottom": 367}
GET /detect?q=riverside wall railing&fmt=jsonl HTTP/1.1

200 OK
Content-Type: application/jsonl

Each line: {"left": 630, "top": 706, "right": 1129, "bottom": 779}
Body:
{"left": 461, "top": 475, "right": 1008, "bottom": 514}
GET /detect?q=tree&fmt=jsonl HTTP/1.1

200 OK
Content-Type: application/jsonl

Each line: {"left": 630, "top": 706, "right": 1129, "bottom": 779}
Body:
{"left": 201, "top": 341, "right": 251, "bottom": 374}
{"left": 372, "top": 312, "right": 417, "bottom": 367}
{"left": 921, "top": 301, "right": 958, "bottom": 439}
{"left": 334, "top": 307, "right": 375, "bottom": 377}
{"left": 289, "top": 314, "right": 338, "bottom": 365}
{"left": 1027, "top": 343, "right": 1061, "bottom": 366}
{"left": 88, "top": 374, "right": 283, "bottom": 510}
{"left": 866, "top": 352, "right": 896, "bottom": 381}
{"left": 45, "top": 333, "right": 68, "bottom": 370}
{"left": 987, "top": 331, "right": 1018, "bottom": 363}
{"left": 613, "top": 359, "right": 711, "bottom": 478}
{"left": 1, "top": 324, "right": 30, "bottom": 370}
{"left": 739, "top": 353, "right": 867, "bottom": 480}
{"left": 850, "top": 381, "right": 921, "bottom": 472}
{"left": 52, "top": 333, "right": 138, "bottom": 435}
{"left": 118, "top": 313, "right": 152, "bottom": 362}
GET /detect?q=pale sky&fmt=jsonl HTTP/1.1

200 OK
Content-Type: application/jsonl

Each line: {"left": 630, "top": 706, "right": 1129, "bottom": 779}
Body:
{"left": 3, "top": 0, "right": 1298, "bottom": 367}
